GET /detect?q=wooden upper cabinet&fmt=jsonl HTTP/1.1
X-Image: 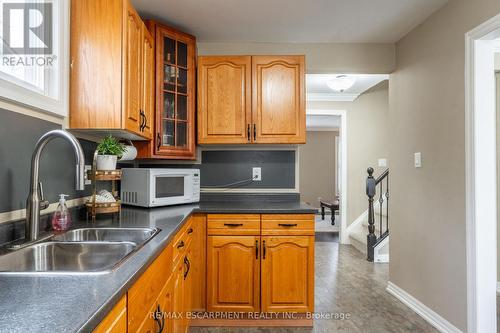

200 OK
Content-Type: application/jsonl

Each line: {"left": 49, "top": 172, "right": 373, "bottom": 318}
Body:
{"left": 135, "top": 22, "right": 197, "bottom": 159}
{"left": 123, "top": 2, "right": 143, "bottom": 134}
{"left": 261, "top": 235, "right": 314, "bottom": 313}
{"left": 207, "top": 235, "right": 260, "bottom": 312}
{"left": 141, "top": 27, "right": 155, "bottom": 140}
{"left": 70, "top": 0, "right": 151, "bottom": 140}
{"left": 196, "top": 55, "right": 305, "bottom": 145}
{"left": 197, "top": 56, "right": 252, "bottom": 144}
{"left": 252, "top": 56, "right": 305, "bottom": 144}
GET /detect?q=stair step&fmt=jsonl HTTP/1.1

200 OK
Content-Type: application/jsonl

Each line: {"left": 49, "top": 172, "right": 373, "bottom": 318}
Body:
{"left": 349, "top": 233, "right": 367, "bottom": 255}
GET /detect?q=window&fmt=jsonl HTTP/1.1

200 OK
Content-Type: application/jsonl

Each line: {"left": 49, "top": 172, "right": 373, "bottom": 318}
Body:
{"left": 0, "top": 0, "right": 69, "bottom": 117}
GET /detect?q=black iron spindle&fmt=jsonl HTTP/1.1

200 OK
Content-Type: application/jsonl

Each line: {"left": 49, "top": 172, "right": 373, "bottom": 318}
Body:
{"left": 386, "top": 174, "right": 389, "bottom": 233}
{"left": 379, "top": 180, "right": 383, "bottom": 238}
{"left": 365, "top": 167, "right": 389, "bottom": 262}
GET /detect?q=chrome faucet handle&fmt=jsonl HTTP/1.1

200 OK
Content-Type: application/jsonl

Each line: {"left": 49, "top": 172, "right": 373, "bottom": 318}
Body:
{"left": 39, "top": 182, "right": 49, "bottom": 210}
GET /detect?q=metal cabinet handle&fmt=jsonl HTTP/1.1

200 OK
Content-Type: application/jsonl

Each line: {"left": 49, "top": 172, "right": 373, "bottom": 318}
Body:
{"left": 154, "top": 304, "right": 164, "bottom": 333}
{"left": 278, "top": 223, "right": 298, "bottom": 227}
{"left": 263, "top": 240, "right": 266, "bottom": 260}
{"left": 157, "top": 133, "right": 161, "bottom": 150}
{"left": 224, "top": 223, "right": 244, "bottom": 227}
{"left": 140, "top": 110, "right": 146, "bottom": 131}
{"left": 184, "top": 256, "right": 190, "bottom": 280}
{"left": 139, "top": 110, "right": 143, "bottom": 131}
{"left": 247, "top": 124, "right": 251, "bottom": 142}
{"left": 187, "top": 228, "right": 194, "bottom": 234}
{"left": 177, "top": 240, "right": 185, "bottom": 249}
{"left": 253, "top": 124, "right": 256, "bottom": 141}
{"left": 255, "top": 240, "right": 259, "bottom": 259}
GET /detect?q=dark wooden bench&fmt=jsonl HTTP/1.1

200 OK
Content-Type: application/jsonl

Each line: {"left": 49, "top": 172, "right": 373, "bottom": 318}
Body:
{"left": 319, "top": 198, "right": 339, "bottom": 225}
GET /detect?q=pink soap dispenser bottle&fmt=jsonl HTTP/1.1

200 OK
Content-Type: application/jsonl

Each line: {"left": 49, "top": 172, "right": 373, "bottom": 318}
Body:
{"left": 52, "top": 194, "right": 72, "bottom": 231}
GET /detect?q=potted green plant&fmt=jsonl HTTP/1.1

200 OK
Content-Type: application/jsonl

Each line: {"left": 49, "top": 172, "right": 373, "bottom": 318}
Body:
{"left": 96, "top": 135, "right": 125, "bottom": 170}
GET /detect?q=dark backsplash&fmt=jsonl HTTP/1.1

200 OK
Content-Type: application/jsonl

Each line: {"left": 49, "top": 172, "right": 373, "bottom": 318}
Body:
{"left": 140, "top": 150, "right": 296, "bottom": 189}
{"left": 0, "top": 110, "right": 297, "bottom": 215}
{"left": 0, "top": 110, "right": 97, "bottom": 213}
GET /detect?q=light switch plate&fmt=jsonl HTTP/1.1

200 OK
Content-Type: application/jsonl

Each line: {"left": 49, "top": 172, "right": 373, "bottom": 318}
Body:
{"left": 84, "top": 165, "right": 92, "bottom": 185}
{"left": 378, "top": 158, "right": 387, "bottom": 167}
{"left": 252, "top": 167, "right": 262, "bottom": 181}
{"left": 414, "top": 152, "right": 422, "bottom": 168}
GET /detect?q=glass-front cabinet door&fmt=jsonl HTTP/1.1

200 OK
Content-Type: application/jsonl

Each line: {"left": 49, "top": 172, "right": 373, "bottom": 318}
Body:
{"left": 155, "top": 25, "right": 196, "bottom": 159}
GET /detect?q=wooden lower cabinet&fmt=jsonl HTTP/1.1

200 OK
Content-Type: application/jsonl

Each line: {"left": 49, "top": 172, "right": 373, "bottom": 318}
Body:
{"left": 172, "top": 258, "right": 185, "bottom": 333}
{"left": 183, "top": 247, "right": 193, "bottom": 331}
{"left": 190, "top": 214, "right": 207, "bottom": 311}
{"left": 261, "top": 236, "right": 315, "bottom": 312}
{"left": 96, "top": 213, "right": 315, "bottom": 332}
{"left": 207, "top": 235, "right": 260, "bottom": 312}
{"left": 94, "top": 296, "right": 127, "bottom": 333}
{"left": 206, "top": 213, "right": 315, "bottom": 316}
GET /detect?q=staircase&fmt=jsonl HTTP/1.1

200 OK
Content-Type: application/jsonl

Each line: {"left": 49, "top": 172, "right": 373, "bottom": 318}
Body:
{"left": 348, "top": 168, "right": 389, "bottom": 263}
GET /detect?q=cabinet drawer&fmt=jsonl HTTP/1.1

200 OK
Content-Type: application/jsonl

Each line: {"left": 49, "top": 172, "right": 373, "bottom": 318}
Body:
{"left": 128, "top": 245, "right": 172, "bottom": 332}
{"left": 207, "top": 214, "right": 260, "bottom": 235}
{"left": 173, "top": 218, "right": 194, "bottom": 266}
{"left": 261, "top": 214, "right": 315, "bottom": 235}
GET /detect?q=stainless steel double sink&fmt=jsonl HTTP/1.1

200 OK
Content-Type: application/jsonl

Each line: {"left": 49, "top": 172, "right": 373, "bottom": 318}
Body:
{"left": 0, "top": 228, "right": 159, "bottom": 275}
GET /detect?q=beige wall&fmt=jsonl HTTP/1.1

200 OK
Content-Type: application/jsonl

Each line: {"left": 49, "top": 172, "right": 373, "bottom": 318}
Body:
{"left": 197, "top": 42, "right": 396, "bottom": 74}
{"left": 308, "top": 81, "right": 390, "bottom": 226}
{"left": 497, "top": 73, "right": 500, "bottom": 283}
{"left": 299, "top": 131, "right": 338, "bottom": 208}
{"left": 388, "top": 1, "right": 500, "bottom": 330}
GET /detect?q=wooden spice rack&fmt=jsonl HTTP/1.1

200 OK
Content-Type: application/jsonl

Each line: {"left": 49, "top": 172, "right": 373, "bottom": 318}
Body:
{"left": 86, "top": 151, "right": 122, "bottom": 220}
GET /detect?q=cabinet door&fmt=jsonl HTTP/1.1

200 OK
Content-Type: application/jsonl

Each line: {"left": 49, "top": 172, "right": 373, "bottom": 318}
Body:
{"left": 207, "top": 235, "right": 260, "bottom": 312}
{"left": 252, "top": 56, "right": 306, "bottom": 144}
{"left": 140, "top": 26, "right": 154, "bottom": 140}
{"left": 157, "top": 277, "right": 174, "bottom": 333}
{"left": 261, "top": 236, "right": 314, "bottom": 312}
{"left": 123, "top": 0, "right": 143, "bottom": 136}
{"left": 182, "top": 248, "right": 193, "bottom": 332}
{"left": 155, "top": 25, "right": 196, "bottom": 158}
{"left": 172, "top": 260, "right": 184, "bottom": 333}
{"left": 190, "top": 214, "right": 207, "bottom": 311}
{"left": 198, "top": 56, "right": 252, "bottom": 144}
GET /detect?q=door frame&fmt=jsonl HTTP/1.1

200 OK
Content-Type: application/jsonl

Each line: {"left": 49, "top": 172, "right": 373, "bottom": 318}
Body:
{"left": 465, "top": 13, "right": 500, "bottom": 333}
{"left": 306, "top": 109, "right": 348, "bottom": 243}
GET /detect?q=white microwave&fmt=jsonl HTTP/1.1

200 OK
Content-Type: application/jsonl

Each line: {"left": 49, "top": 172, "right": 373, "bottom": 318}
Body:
{"left": 121, "top": 168, "right": 200, "bottom": 207}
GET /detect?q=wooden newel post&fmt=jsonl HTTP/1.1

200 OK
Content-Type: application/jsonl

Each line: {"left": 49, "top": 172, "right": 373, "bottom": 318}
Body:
{"left": 366, "top": 167, "right": 376, "bottom": 262}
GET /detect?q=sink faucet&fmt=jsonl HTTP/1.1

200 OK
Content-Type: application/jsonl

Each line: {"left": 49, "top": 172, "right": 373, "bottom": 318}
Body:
{"left": 25, "top": 130, "right": 86, "bottom": 242}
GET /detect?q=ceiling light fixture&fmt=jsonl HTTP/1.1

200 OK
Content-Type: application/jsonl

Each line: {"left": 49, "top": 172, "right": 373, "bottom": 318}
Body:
{"left": 326, "top": 75, "right": 356, "bottom": 92}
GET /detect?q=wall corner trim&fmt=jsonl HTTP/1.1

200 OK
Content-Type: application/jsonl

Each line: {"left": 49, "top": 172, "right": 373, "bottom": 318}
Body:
{"left": 386, "top": 281, "right": 462, "bottom": 333}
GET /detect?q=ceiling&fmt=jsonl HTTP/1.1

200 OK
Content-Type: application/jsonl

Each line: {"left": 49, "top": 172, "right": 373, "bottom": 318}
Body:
{"left": 132, "top": 0, "right": 448, "bottom": 43}
{"left": 307, "top": 74, "right": 389, "bottom": 102}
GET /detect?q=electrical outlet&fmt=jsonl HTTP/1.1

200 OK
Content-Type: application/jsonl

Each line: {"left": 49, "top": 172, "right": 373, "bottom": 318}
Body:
{"left": 252, "top": 167, "right": 262, "bottom": 181}
{"left": 414, "top": 152, "right": 422, "bottom": 168}
{"left": 84, "top": 165, "right": 92, "bottom": 185}
{"left": 378, "top": 158, "right": 387, "bottom": 167}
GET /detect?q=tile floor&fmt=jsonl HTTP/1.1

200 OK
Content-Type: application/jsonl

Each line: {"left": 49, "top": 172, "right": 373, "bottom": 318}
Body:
{"left": 190, "top": 233, "right": 438, "bottom": 333}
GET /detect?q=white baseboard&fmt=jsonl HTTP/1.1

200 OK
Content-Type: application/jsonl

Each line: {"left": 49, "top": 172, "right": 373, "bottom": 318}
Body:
{"left": 374, "top": 253, "right": 389, "bottom": 263}
{"left": 386, "top": 281, "right": 462, "bottom": 333}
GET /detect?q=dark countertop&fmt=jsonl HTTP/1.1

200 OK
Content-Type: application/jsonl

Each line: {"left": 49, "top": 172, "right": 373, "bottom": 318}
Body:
{"left": 0, "top": 199, "right": 316, "bottom": 333}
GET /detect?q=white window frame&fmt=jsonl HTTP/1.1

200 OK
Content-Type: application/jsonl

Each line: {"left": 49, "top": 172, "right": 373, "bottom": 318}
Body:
{"left": 0, "top": 0, "right": 69, "bottom": 118}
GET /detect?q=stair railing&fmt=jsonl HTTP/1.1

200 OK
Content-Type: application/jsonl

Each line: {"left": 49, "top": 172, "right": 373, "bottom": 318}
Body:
{"left": 366, "top": 167, "right": 389, "bottom": 262}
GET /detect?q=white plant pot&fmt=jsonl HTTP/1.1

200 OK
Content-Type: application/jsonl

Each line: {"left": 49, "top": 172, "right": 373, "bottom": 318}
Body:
{"left": 96, "top": 155, "right": 117, "bottom": 171}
